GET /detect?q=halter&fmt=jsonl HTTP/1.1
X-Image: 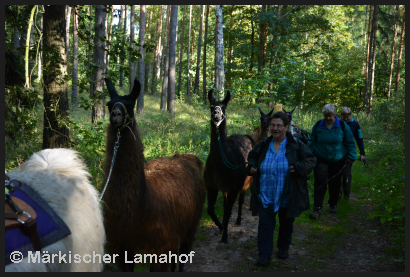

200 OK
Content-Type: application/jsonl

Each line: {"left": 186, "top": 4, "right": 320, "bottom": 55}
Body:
{"left": 110, "top": 102, "right": 136, "bottom": 141}
{"left": 211, "top": 105, "right": 226, "bottom": 130}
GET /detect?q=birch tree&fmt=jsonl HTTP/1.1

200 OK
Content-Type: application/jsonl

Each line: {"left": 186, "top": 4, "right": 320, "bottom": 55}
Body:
{"left": 161, "top": 5, "right": 171, "bottom": 110}
{"left": 387, "top": 5, "right": 400, "bottom": 101}
{"left": 215, "top": 5, "right": 225, "bottom": 99}
{"left": 120, "top": 5, "right": 127, "bottom": 87}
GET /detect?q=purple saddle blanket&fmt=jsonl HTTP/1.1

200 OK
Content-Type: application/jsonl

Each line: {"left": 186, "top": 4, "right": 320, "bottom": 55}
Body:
{"left": 5, "top": 180, "right": 71, "bottom": 265}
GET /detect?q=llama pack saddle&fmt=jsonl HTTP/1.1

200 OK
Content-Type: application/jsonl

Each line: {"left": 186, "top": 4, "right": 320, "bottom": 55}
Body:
{"left": 5, "top": 178, "right": 71, "bottom": 265}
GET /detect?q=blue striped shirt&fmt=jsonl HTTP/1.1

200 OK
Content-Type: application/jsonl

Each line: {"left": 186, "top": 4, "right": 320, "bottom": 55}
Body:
{"left": 259, "top": 137, "right": 289, "bottom": 213}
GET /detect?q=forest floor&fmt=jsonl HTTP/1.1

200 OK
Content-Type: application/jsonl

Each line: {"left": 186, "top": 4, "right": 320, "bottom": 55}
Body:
{"left": 184, "top": 190, "right": 404, "bottom": 272}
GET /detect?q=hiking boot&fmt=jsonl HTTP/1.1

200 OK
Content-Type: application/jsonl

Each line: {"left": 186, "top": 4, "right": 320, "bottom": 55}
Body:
{"left": 278, "top": 249, "right": 289, "bottom": 259}
{"left": 329, "top": 205, "right": 337, "bottom": 213}
{"left": 309, "top": 207, "right": 322, "bottom": 219}
{"left": 256, "top": 257, "right": 270, "bottom": 267}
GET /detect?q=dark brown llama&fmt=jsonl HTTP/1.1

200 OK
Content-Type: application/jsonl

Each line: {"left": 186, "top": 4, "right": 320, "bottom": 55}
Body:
{"left": 204, "top": 90, "right": 254, "bottom": 243}
{"left": 102, "top": 78, "right": 206, "bottom": 272}
{"left": 250, "top": 107, "right": 274, "bottom": 145}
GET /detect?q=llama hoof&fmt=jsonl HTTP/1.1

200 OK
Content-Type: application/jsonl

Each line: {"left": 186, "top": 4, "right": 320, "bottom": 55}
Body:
{"left": 235, "top": 220, "right": 241, "bottom": 226}
{"left": 220, "top": 239, "right": 228, "bottom": 244}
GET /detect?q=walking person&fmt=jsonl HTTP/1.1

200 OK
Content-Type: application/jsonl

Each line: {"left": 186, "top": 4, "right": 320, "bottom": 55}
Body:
{"left": 339, "top": 107, "right": 366, "bottom": 200}
{"left": 308, "top": 104, "right": 357, "bottom": 219}
{"left": 247, "top": 112, "right": 316, "bottom": 267}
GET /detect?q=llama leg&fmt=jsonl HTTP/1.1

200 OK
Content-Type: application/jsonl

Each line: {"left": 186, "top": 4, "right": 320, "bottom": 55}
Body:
{"left": 178, "top": 240, "right": 194, "bottom": 272}
{"left": 220, "top": 191, "right": 238, "bottom": 243}
{"left": 236, "top": 191, "right": 245, "bottom": 226}
{"left": 207, "top": 188, "right": 223, "bottom": 231}
{"left": 119, "top": 247, "right": 135, "bottom": 272}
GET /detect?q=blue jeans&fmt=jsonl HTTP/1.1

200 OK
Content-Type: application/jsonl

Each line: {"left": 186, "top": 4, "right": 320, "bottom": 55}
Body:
{"left": 257, "top": 202, "right": 295, "bottom": 259}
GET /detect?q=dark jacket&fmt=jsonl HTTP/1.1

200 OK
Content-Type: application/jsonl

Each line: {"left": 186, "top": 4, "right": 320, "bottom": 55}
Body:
{"left": 246, "top": 132, "right": 316, "bottom": 218}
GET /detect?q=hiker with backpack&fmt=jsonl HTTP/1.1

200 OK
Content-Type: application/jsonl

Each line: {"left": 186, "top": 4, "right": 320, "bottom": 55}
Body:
{"left": 307, "top": 104, "right": 357, "bottom": 218}
{"left": 339, "top": 107, "right": 366, "bottom": 200}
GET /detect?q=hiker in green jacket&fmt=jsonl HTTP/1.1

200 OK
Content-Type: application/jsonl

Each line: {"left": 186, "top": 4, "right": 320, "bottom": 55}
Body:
{"left": 307, "top": 104, "right": 357, "bottom": 218}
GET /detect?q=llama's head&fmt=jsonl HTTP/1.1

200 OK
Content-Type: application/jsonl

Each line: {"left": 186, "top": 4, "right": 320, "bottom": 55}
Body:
{"left": 283, "top": 107, "right": 296, "bottom": 123}
{"left": 258, "top": 107, "right": 274, "bottom": 129}
{"left": 208, "top": 89, "right": 230, "bottom": 125}
{"left": 105, "top": 78, "right": 141, "bottom": 129}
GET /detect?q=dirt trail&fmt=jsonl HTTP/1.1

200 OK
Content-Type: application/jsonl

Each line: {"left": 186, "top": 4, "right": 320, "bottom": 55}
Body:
{"left": 184, "top": 193, "right": 403, "bottom": 272}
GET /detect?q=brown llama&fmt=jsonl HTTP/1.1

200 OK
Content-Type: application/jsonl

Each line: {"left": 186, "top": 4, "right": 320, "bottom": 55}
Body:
{"left": 102, "top": 78, "right": 206, "bottom": 272}
{"left": 250, "top": 107, "right": 274, "bottom": 145}
{"left": 204, "top": 89, "right": 254, "bottom": 243}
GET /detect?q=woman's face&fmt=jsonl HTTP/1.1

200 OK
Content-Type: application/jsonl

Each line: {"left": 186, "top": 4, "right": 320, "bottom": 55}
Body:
{"left": 341, "top": 113, "right": 351, "bottom": 123}
{"left": 269, "top": 118, "right": 287, "bottom": 141}
{"left": 323, "top": 113, "right": 336, "bottom": 126}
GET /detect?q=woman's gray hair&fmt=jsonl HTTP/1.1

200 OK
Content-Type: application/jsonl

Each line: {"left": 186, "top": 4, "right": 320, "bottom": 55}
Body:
{"left": 322, "top": 104, "right": 337, "bottom": 115}
{"left": 341, "top": 106, "right": 351, "bottom": 115}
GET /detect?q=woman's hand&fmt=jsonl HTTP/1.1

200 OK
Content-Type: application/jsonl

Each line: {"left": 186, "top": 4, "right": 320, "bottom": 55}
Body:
{"left": 289, "top": 165, "right": 295, "bottom": 174}
{"left": 250, "top": 167, "right": 257, "bottom": 175}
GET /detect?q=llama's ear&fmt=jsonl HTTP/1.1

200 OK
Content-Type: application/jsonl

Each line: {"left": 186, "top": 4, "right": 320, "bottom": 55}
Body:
{"left": 258, "top": 107, "right": 264, "bottom": 116}
{"left": 105, "top": 78, "right": 118, "bottom": 99}
{"left": 208, "top": 89, "right": 215, "bottom": 104}
{"left": 130, "top": 79, "right": 141, "bottom": 101}
{"left": 267, "top": 108, "right": 274, "bottom": 116}
{"left": 290, "top": 107, "right": 296, "bottom": 114}
{"left": 222, "top": 90, "right": 231, "bottom": 106}
{"left": 283, "top": 107, "right": 288, "bottom": 114}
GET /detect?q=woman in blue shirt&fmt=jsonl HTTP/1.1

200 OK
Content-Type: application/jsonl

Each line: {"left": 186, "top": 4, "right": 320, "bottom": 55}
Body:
{"left": 247, "top": 112, "right": 316, "bottom": 267}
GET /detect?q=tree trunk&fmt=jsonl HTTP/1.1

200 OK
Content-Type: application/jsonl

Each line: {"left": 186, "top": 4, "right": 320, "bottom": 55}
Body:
{"left": 116, "top": 5, "right": 123, "bottom": 69}
{"left": 203, "top": 5, "right": 210, "bottom": 104}
{"left": 11, "top": 6, "right": 20, "bottom": 48}
{"left": 72, "top": 6, "right": 79, "bottom": 108}
{"left": 268, "top": 5, "right": 282, "bottom": 108}
{"left": 394, "top": 7, "right": 405, "bottom": 94}
{"left": 106, "top": 5, "right": 114, "bottom": 74}
{"left": 363, "top": 5, "right": 372, "bottom": 110}
{"left": 120, "top": 5, "right": 127, "bottom": 87}
{"left": 42, "top": 5, "right": 69, "bottom": 149}
{"left": 186, "top": 5, "right": 192, "bottom": 97}
{"left": 177, "top": 5, "right": 186, "bottom": 95}
{"left": 65, "top": 6, "right": 71, "bottom": 69}
{"left": 387, "top": 5, "right": 400, "bottom": 101}
{"left": 144, "top": 9, "right": 152, "bottom": 95}
{"left": 368, "top": 5, "right": 378, "bottom": 115}
{"left": 38, "top": 7, "right": 43, "bottom": 83}
{"left": 168, "top": 5, "right": 179, "bottom": 122}
{"left": 137, "top": 5, "right": 146, "bottom": 115}
{"left": 151, "top": 5, "right": 164, "bottom": 94}
{"left": 226, "top": 5, "right": 234, "bottom": 85}
{"left": 160, "top": 6, "right": 169, "bottom": 84}
{"left": 215, "top": 5, "right": 225, "bottom": 99}
{"left": 257, "top": 5, "right": 268, "bottom": 101}
{"left": 25, "top": 5, "right": 36, "bottom": 88}
{"left": 161, "top": 5, "right": 171, "bottom": 111}
{"left": 249, "top": 8, "right": 255, "bottom": 73}
{"left": 91, "top": 5, "right": 106, "bottom": 124}
{"left": 87, "top": 5, "right": 92, "bottom": 71}
{"left": 194, "top": 5, "right": 204, "bottom": 95}
{"left": 129, "top": 5, "right": 135, "bottom": 92}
